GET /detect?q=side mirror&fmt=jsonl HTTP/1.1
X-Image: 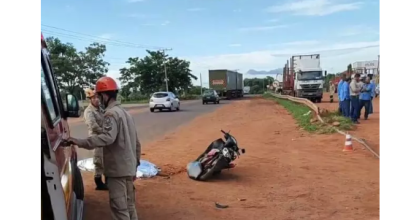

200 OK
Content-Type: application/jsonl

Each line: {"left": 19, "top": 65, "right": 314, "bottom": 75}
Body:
{"left": 241, "top": 149, "right": 246, "bottom": 154}
{"left": 66, "top": 94, "right": 81, "bottom": 118}
{"left": 324, "top": 71, "right": 327, "bottom": 76}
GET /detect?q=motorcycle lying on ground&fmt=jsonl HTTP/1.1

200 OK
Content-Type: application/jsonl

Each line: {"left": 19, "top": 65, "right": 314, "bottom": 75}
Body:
{"left": 186, "top": 130, "right": 246, "bottom": 181}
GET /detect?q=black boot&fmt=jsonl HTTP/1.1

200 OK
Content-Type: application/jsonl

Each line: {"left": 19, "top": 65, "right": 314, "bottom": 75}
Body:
{"left": 94, "top": 175, "right": 108, "bottom": 191}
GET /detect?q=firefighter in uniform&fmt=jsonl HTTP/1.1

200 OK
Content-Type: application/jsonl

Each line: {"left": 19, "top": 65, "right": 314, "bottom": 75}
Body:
{"left": 329, "top": 81, "right": 335, "bottom": 103}
{"left": 83, "top": 88, "right": 108, "bottom": 191}
{"left": 69, "top": 77, "right": 141, "bottom": 220}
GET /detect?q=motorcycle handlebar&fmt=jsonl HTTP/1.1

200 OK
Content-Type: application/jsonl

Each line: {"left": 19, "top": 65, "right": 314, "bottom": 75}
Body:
{"left": 220, "top": 129, "right": 226, "bottom": 134}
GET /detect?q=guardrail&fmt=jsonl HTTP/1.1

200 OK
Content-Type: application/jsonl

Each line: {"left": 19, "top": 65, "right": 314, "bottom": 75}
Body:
{"left": 267, "top": 92, "right": 379, "bottom": 159}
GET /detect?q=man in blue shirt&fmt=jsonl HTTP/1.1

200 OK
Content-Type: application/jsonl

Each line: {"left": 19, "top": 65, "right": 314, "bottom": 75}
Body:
{"left": 359, "top": 77, "right": 373, "bottom": 120}
{"left": 369, "top": 78, "right": 375, "bottom": 114}
{"left": 339, "top": 77, "right": 351, "bottom": 117}
{"left": 337, "top": 74, "right": 346, "bottom": 114}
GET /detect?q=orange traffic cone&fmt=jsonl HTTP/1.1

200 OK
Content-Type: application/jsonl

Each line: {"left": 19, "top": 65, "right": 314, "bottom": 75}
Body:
{"left": 343, "top": 133, "right": 354, "bottom": 152}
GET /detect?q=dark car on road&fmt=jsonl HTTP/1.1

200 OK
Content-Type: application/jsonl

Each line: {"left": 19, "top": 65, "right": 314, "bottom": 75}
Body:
{"left": 202, "top": 90, "right": 220, "bottom": 104}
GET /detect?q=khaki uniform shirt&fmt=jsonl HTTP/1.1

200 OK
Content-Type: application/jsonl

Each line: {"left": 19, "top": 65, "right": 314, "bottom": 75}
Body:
{"left": 83, "top": 104, "right": 104, "bottom": 158}
{"left": 350, "top": 79, "right": 361, "bottom": 96}
{"left": 329, "top": 84, "right": 335, "bottom": 96}
{"left": 76, "top": 100, "right": 141, "bottom": 177}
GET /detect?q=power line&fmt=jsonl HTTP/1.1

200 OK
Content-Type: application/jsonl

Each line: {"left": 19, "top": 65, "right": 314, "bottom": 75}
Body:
{"left": 41, "top": 24, "right": 169, "bottom": 50}
{"left": 42, "top": 30, "right": 145, "bottom": 48}
{"left": 271, "top": 45, "right": 379, "bottom": 57}
{"left": 41, "top": 24, "right": 167, "bottom": 49}
{"left": 42, "top": 29, "right": 165, "bottom": 50}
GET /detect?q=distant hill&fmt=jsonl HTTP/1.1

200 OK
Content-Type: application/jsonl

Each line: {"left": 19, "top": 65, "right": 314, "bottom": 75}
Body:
{"left": 246, "top": 68, "right": 282, "bottom": 76}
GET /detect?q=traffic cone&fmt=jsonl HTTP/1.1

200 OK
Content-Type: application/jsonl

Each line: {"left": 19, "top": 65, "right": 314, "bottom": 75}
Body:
{"left": 343, "top": 133, "right": 354, "bottom": 152}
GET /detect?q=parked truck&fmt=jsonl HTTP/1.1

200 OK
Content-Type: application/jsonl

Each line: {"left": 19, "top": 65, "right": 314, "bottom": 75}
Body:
{"left": 282, "top": 54, "right": 326, "bottom": 102}
{"left": 209, "top": 69, "right": 243, "bottom": 99}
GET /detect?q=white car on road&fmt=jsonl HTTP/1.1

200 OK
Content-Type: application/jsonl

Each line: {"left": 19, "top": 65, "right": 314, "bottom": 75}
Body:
{"left": 149, "top": 92, "right": 180, "bottom": 112}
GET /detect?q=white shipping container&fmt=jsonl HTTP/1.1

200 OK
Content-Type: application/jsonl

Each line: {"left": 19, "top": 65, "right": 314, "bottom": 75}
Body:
{"left": 292, "top": 54, "right": 321, "bottom": 72}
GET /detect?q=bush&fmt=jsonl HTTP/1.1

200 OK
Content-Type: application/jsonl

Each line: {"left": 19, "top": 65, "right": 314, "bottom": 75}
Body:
{"left": 180, "top": 94, "right": 201, "bottom": 100}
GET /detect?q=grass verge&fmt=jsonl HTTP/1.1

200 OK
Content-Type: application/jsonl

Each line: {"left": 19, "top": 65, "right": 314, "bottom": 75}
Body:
{"left": 264, "top": 93, "right": 353, "bottom": 134}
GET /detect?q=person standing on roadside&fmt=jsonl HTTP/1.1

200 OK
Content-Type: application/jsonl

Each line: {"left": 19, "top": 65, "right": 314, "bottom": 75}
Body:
{"left": 69, "top": 77, "right": 141, "bottom": 220}
{"left": 337, "top": 74, "right": 346, "bottom": 114}
{"left": 83, "top": 88, "right": 108, "bottom": 191}
{"left": 369, "top": 77, "right": 375, "bottom": 114}
{"left": 350, "top": 73, "right": 362, "bottom": 124}
{"left": 357, "top": 76, "right": 365, "bottom": 120}
{"left": 359, "top": 77, "right": 373, "bottom": 120}
{"left": 329, "top": 81, "right": 335, "bottom": 103}
{"left": 339, "top": 77, "right": 351, "bottom": 117}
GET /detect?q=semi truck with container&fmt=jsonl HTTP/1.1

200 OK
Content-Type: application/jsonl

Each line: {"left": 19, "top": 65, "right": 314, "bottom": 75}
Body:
{"left": 209, "top": 69, "right": 243, "bottom": 99}
{"left": 282, "top": 54, "right": 326, "bottom": 102}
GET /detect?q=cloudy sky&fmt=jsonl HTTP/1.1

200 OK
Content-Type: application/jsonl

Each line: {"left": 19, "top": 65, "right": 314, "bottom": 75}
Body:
{"left": 41, "top": 0, "right": 379, "bottom": 86}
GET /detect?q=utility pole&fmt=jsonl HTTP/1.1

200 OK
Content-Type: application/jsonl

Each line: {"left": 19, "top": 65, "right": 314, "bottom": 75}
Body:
{"left": 159, "top": 48, "right": 172, "bottom": 92}
{"left": 200, "top": 73, "right": 203, "bottom": 95}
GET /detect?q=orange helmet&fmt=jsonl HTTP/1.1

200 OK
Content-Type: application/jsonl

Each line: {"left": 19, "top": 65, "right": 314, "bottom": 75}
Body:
{"left": 95, "top": 76, "right": 119, "bottom": 93}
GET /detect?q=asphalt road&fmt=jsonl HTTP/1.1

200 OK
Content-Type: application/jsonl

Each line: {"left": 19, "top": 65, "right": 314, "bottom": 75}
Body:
{"left": 70, "top": 100, "right": 228, "bottom": 160}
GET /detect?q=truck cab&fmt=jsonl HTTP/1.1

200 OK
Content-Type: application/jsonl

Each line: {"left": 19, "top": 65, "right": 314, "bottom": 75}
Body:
{"left": 292, "top": 54, "right": 326, "bottom": 102}
{"left": 41, "top": 33, "right": 84, "bottom": 220}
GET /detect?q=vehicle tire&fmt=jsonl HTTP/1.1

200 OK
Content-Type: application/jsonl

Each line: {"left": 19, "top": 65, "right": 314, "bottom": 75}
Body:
{"left": 150, "top": 108, "right": 154, "bottom": 112}
{"left": 317, "top": 98, "right": 322, "bottom": 103}
{"left": 73, "top": 163, "right": 84, "bottom": 200}
{"left": 217, "top": 101, "right": 220, "bottom": 104}
{"left": 199, "top": 158, "right": 220, "bottom": 181}
{"left": 176, "top": 104, "right": 180, "bottom": 111}
{"left": 213, "top": 170, "right": 222, "bottom": 175}
{"left": 202, "top": 101, "right": 205, "bottom": 105}
{"left": 168, "top": 107, "right": 172, "bottom": 112}
{"left": 214, "top": 101, "right": 217, "bottom": 104}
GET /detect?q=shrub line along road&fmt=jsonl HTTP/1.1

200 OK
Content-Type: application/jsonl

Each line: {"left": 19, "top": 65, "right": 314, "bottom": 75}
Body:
{"left": 70, "top": 99, "right": 226, "bottom": 160}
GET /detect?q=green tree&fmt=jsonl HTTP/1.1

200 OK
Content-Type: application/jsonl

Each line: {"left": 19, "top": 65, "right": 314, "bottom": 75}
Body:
{"left": 244, "top": 76, "right": 274, "bottom": 94}
{"left": 323, "top": 73, "right": 336, "bottom": 91}
{"left": 119, "top": 50, "right": 197, "bottom": 95}
{"left": 187, "top": 86, "right": 208, "bottom": 95}
{"left": 45, "top": 37, "right": 80, "bottom": 94}
{"left": 78, "top": 42, "right": 109, "bottom": 88}
{"left": 46, "top": 37, "right": 109, "bottom": 99}
{"left": 347, "top": 64, "right": 353, "bottom": 75}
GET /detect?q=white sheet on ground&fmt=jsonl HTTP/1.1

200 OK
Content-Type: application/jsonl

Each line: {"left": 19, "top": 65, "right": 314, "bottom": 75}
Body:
{"left": 77, "top": 158, "right": 160, "bottom": 178}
